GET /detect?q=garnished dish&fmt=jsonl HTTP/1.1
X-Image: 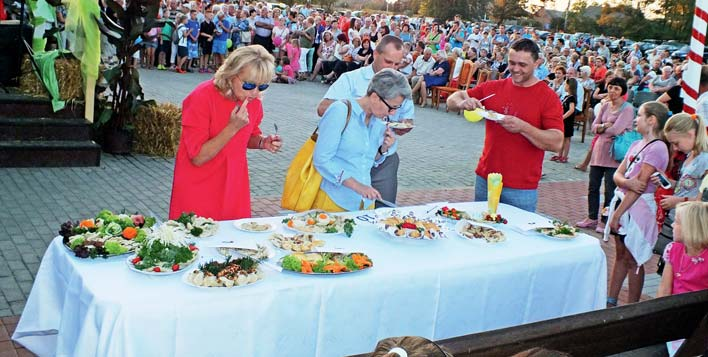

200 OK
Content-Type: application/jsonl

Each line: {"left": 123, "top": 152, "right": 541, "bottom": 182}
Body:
{"left": 60, "top": 209, "right": 156, "bottom": 259}
{"left": 218, "top": 244, "right": 272, "bottom": 260}
{"left": 282, "top": 210, "right": 355, "bottom": 237}
{"left": 280, "top": 252, "right": 373, "bottom": 274}
{"left": 269, "top": 233, "right": 324, "bottom": 252}
{"left": 456, "top": 221, "right": 506, "bottom": 243}
{"left": 473, "top": 212, "right": 509, "bottom": 225}
{"left": 387, "top": 121, "right": 414, "bottom": 129}
{"left": 435, "top": 206, "right": 472, "bottom": 221}
{"left": 165, "top": 212, "right": 218, "bottom": 238}
{"left": 234, "top": 221, "right": 273, "bottom": 233}
{"left": 536, "top": 221, "right": 578, "bottom": 239}
{"left": 127, "top": 225, "right": 199, "bottom": 274}
{"left": 184, "top": 256, "right": 263, "bottom": 288}
{"left": 378, "top": 214, "right": 444, "bottom": 240}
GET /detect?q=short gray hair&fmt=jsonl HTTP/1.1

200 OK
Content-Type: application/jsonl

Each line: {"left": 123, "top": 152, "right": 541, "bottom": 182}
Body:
{"left": 366, "top": 68, "right": 412, "bottom": 100}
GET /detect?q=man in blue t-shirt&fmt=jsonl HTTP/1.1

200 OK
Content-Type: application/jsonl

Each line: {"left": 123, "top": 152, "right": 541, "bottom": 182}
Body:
{"left": 186, "top": 9, "right": 201, "bottom": 72}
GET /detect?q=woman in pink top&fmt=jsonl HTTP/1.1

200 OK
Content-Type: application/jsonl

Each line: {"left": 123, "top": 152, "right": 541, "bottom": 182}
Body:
{"left": 605, "top": 101, "right": 670, "bottom": 307}
{"left": 576, "top": 77, "right": 635, "bottom": 233}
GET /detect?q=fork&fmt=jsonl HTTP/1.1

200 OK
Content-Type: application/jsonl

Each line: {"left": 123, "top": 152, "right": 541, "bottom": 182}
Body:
{"left": 273, "top": 123, "right": 279, "bottom": 136}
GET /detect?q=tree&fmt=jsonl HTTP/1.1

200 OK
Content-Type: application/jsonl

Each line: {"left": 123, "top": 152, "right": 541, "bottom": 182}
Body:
{"left": 318, "top": 0, "right": 337, "bottom": 12}
{"left": 652, "top": 0, "right": 693, "bottom": 39}
{"left": 566, "top": 0, "right": 598, "bottom": 34}
{"left": 489, "top": 0, "right": 528, "bottom": 25}
{"left": 420, "top": 0, "right": 471, "bottom": 20}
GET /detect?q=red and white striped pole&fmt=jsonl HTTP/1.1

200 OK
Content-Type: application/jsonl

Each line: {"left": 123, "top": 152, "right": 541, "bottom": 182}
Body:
{"left": 682, "top": 0, "right": 708, "bottom": 114}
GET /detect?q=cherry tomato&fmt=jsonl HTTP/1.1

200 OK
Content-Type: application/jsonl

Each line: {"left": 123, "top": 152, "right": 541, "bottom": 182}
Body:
{"left": 172, "top": 264, "right": 180, "bottom": 271}
{"left": 153, "top": 267, "right": 161, "bottom": 272}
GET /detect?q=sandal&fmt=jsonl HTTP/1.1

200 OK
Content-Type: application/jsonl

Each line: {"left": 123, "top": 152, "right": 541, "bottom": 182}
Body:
{"left": 576, "top": 218, "right": 597, "bottom": 228}
{"left": 558, "top": 156, "right": 568, "bottom": 163}
{"left": 550, "top": 155, "right": 560, "bottom": 161}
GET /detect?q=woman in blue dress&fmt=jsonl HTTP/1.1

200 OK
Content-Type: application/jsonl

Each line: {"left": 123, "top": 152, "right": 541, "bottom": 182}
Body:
{"left": 412, "top": 50, "right": 450, "bottom": 107}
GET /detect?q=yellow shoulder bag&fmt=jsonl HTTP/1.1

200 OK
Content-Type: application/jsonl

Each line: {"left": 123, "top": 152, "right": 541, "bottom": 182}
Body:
{"left": 281, "top": 100, "right": 352, "bottom": 212}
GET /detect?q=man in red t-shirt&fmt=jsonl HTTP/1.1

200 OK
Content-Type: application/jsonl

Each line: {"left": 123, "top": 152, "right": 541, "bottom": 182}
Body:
{"left": 447, "top": 39, "right": 563, "bottom": 212}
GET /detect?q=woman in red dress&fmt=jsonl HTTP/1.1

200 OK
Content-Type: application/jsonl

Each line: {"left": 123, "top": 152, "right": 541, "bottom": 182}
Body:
{"left": 169, "top": 45, "right": 282, "bottom": 220}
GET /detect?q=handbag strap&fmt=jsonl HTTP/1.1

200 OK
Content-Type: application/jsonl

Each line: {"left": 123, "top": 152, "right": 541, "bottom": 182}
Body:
{"left": 310, "top": 99, "right": 352, "bottom": 142}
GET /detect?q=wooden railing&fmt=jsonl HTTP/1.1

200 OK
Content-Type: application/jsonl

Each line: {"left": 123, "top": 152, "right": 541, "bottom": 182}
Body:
{"left": 350, "top": 289, "right": 708, "bottom": 357}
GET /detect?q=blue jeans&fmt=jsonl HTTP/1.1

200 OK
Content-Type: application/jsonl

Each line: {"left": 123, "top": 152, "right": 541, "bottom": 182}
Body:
{"left": 474, "top": 175, "right": 538, "bottom": 213}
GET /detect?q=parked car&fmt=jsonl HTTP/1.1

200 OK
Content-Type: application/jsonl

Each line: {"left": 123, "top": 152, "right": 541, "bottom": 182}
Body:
{"left": 609, "top": 39, "right": 634, "bottom": 53}
{"left": 671, "top": 45, "right": 708, "bottom": 62}
{"left": 655, "top": 41, "right": 687, "bottom": 55}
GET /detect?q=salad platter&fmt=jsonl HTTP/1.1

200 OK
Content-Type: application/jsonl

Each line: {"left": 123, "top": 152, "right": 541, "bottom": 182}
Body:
{"left": 60, "top": 210, "right": 156, "bottom": 259}
{"left": 127, "top": 225, "right": 200, "bottom": 275}
{"left": 472, "top": 212, "right": 509, "bottom": 225}
{"left": 535, "top": 221, "right": 578, "bottom": 239}
{"left": 183, "top": 256, "right": 263, "bottom": 288}
{"left": 233, "top": 220, "right": 274, "bottom": 233}
{"left": 377, "top": 214, "right": 444, "bottom": 240}
{"left": 435, "top": 206, "right": 472, "bottom": 221}
{"left": 280, "top": 252, "right": 373, "bottom": 275}
{"left": 282, "top": 210, "right": 356, "bottom": 237}
{"left": 456, "top": 220, "right": 506, "bottom": 243}
{"left": 165, "top": 212, "right": 218, "bottom": 238}
{"left": 269, "top": 233, "right": 325, "bottom": 252}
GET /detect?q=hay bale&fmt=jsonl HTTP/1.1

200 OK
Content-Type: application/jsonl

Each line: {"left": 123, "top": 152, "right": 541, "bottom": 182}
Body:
{"left": 19, "top": 55, "right": 83, "bottom": 100}
{"left": 134, "top": 102, "right": 182, "bottom": 157}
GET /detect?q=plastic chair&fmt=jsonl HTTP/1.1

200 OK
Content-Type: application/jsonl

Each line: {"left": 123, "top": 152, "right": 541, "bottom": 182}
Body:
{"left": 431, "top": 60, "right": 475, "bottom": 111}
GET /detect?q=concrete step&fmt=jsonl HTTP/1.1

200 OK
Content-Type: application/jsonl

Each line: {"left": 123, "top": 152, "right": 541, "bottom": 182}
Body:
{"left": 0, "top": 93, "right": 84, "bottom": 119}
{"left": 0, "top": 140, "right": 101, "bottom": 167}
{"left": 0, "top": 117, "right": 93, "bottom": 141}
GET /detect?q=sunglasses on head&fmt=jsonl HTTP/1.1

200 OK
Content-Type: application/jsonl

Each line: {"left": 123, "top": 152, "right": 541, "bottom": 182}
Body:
{"left": 238, "top": 75, "right": 269, "bottom": 91}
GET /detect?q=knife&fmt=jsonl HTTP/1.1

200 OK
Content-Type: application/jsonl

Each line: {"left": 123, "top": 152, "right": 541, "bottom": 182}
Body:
{"left": 376, "top": 198, "right": 398, "bottom": 208}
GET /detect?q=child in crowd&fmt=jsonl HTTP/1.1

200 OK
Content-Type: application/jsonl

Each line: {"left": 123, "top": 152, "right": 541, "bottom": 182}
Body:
{"left": 605, "top": 101, "right": 670, "bottom": 307}
{"left": 657, "top": 201, "right": 708, "bottom": 356}
{"left": 274, "top": 57, "right": 296, "bottom": 84}
{"left": 554, "top": 78, "right": 577, "bottom": 163}
{"left": 186, "top": 9, "right": 201, "bottom": 72}
{"left": 199, "top": 10, "right": 215, "bottom": 73}
{"left": 175, "top": 14, "right": 189, "bottom": 74}
{"left": 285, "top": 37, "right": 301, "bottom": 74}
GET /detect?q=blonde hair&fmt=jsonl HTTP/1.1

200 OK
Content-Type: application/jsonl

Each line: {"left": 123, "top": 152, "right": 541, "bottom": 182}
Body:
{"left": 664, "top": 113, "right": 708, "bottom": 155}
{"left": 675, "top": 201, "right": 708, "bottom": 250}
{"left": 214, "top": 46, "right": 275, "bottom": 95}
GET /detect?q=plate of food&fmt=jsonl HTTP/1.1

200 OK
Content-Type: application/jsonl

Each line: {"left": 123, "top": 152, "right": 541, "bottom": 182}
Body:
{"left": 217, "top": 244, "right": 274, "bottom": 260}
{"left": 269, "top": 233, "right": 325, "bottom": 252}
{"left": 535, "top": 221, "right": 578, "bottom": 239}
{"left": 233, "top": 220, "right": 274, "bottom": 233}
{"left": 456, "top": 220, "right": 506, "bottom": 243}
{"left": 475, "top": 108, "right": 505, "bottom": 121}
{"left": 127, "top": 225, "right": 200, "bottom": 275}
{"left": 183, "top": 256, "right": 263, "bottom": 288}
{"left": 165, "top": 212, "right": 218, "bottom": 238}
{"left": 282, "top": 210, "right": 356, "bottom": 237}
{"left": 280, "top": 252, "right": 373, "bottom": 275}
{"left": 377, "top": 214, "right": 444, "bottom": 240}
{"left": 435, "top": 206, "right": 472, "bottom": 221}
{"left": 472, "top": 211, "right": 509, "bottom": 225}
{"left": 60, "top": 210, "right": 156, "bottom": 259}
{"left": 387, "top": 121, "right": 415, "bottom": 130}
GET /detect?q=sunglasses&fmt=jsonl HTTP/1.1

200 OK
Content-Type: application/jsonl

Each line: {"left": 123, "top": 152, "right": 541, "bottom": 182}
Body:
{"left": 237, "top": 75, "right": 269, "bottom": 91}
{"left": 377, "top": 93, "right": 402, "bottom": 112}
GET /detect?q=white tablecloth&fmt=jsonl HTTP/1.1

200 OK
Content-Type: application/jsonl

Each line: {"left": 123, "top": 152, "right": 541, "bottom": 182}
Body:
{"left": 13, "top": 203, "right": 607, "bottom": 357}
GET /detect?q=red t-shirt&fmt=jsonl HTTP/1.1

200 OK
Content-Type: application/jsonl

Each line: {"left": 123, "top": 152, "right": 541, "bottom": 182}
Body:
{"left": 467, "top": 78, "right": 563, "bottom": 189}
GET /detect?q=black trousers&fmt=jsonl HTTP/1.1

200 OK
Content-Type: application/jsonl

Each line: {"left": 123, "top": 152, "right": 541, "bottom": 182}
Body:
{"left": 588, "top": 165, "right": 617, "bottom": 220}
{"left": 253, "top": 34, "right": 274, "bottom": 53}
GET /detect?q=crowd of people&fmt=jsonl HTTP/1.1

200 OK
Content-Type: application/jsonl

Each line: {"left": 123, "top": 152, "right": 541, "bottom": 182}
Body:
{"left": 155, "top": 1, "right": 708, "bottom": 324}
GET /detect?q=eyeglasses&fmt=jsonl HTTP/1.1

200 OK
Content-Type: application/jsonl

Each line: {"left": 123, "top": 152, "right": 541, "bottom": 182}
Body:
{"left": 377, "top": 93, "right": 402, "bottom": 112}
{"left": 237, "top": 75, "right": 269, "bottom": 91}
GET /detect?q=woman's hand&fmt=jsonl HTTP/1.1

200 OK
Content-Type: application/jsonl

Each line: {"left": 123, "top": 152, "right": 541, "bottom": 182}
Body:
{"left": 609, "top": 211, "right": 621, "bottom": 233}
{"left": 354, "top": 182, "right": 382, "bottom": 200}
{"left": 262, "top": 135, "right": 282, "bottom": 153}
{"left": 624, "top": 177, "right": 647, "bottom": 194}
{"left": 229, "top": 99, "right": 250, "bottom": 132}
{"left": 660, "top": 195, "right": 683, "bottom": 210}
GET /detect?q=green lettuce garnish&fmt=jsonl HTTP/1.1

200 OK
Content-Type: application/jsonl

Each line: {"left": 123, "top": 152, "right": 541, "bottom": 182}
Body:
{"left": 281, "top": 255, "right": 302, "bottom": 272}
{"left": 104, "top": 241, "right": 128, "bottom": 255}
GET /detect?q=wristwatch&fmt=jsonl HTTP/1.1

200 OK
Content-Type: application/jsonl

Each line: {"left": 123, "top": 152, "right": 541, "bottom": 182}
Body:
{"left": 378, "top": 146, "right": 388, "bottom": 156}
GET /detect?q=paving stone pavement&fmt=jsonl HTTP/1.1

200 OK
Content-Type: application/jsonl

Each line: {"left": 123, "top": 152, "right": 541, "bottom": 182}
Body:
{"left": 1, "top": 69, "right": 595, "bottom": 320}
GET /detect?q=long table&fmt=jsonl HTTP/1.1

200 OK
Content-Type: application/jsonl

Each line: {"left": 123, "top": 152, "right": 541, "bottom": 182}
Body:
{"left": 13, "top": 202, "right": 607, "bottom": 357}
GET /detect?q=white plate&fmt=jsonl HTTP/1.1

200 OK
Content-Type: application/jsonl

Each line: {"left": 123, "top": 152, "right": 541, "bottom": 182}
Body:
{"left": 126, "top": 253, "right": 198, "bottom": 276}
{"left": 376, "top": 218, "right": 445, "bottom": 241}
{"left": 455, "top": 220, "right": 506, "bottom": 243}
{"left": 387, "top": 122, "right": 415, "bottom": 129}
{"left": 534, "top": 228, "right": 578, "bottom": 240}
{"left": 181, "top": 269, "right": 264, "bottom": 288}
{"left": 476, "top": 108, "right": 505, "bottom": 121}
{"left": 217, "top": 245, "right": 275, "bottom": 260}
{"left": 283, "top": 223, "right": 344, "bottom": 236}
{"left": 233, "top": 220, "right": 275, "bottom": 233}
